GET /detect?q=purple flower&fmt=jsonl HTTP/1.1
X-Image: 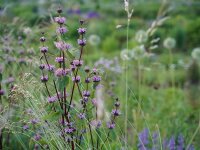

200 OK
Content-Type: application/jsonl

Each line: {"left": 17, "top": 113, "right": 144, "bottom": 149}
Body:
{"left": 54, "top": 41, "right": 71, "bottom": 51}
{"left": 168, "top": 136, "right": 175, "bottom": 150}
{"left": 0, "top": 89, "right": 5, "bottom": 96}
{"left": 78, "top": 113, "right": 85, "bottom": 119}
{"left": 177, "top": 134, "right": 184, "bottom": 150}
{"left": 85, "top": 77, "right": 91, "bottom": 83}
{"left": 55, "top": 68, "right": 69, "bottom": 77}
{"left": 34, "top": 133, "right": 41, "bottom": 141}
{"left": 93, "top": 75, "right": 101, "bottom": 82}
{"left": 48, "top": 96, "right": 58, "bottom": 103}
{"left": 55, "top": 57, "right": 64, "bottom": 63}
{"left": 82, "top": 90, "right": 90, "bottom": 97}
{"left": 30, "top": 118, "right": 39, "bottom": 124}
{"left": 65, "top": 127, "right": 76, "bottom": 134}
{"left": 45, "top": 64, "right": 55, "bottom": 72}
{"left": 107, "top": 122, "right": 115, "bottom": 129}
{"left": 86, "top": 11, "right": 100, "bottom": 19}
{"left": 23, "top": 125, "right": 29, "bottom": 130}
{"left": 111, "top": 109, "right": 120, "bottom": 116}
{"left": 39, "top": 64, "right": 45, "bottom": 70}
{"left": 72, "top": 76, "right": 81, "bottom": 83}
{"left": 78, "top": 28, "right": 87, "bottom": 35}
{"left": 92, "top": 98, "right": 97, "bottom": 106}
{"left": 57, "top": 27, "right": 68, "bottom": 34}
{"left": 40, "top": 46, "right": 48, "bottom": 53}
{"left": 138, "top": 128, "right": 149, "bottom": 150}
{"left": 77, "top": 39, "right": 86, "bottom": 46}
{"left": 18, "top": 58, "right": 26, "bottom": 64}
{"left": 41, "top": 75, "right": 48, "bottom": 82}
{"left": 72, "top": 59, "right": 83, "bottom": 66}
{"left": 188, "top": 145, "right": 195, "bottom": 150}
{"left": 90, "top": 120, "right": 102, "bottom": 128}
{"left": 83, "top": 96, "right": 89, "bottom": 103}
{"left": 54, "top": 17, "right": 66, "bottom": 24}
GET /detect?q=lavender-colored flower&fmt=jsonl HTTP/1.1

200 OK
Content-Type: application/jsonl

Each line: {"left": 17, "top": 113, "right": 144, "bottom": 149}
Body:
{"left": 30, "top": 118, "right": 39, "bottom": 124}
{"left": 48, "top": 96, "right": 58, "bottom": 103}
{"left": 177, "top": 134, "right": 184, "bottom": 150}
{"left": 78, "top": 28, "right": 86, "bottom": 35}
{"left": 70, "top": 65, "right": 76, "bottom": 71}
{"left": 18, "top": 58, "right": 26, "bottom": 64}
{"left": 86, "top": 11, "right": 100, "bottom": 19}
{"left": 65, "top": 127, "right": 76, "bottom": 134}
{"left": 41, "top": 75, "right": 48, "bottom": 82}
{"left": 0, "top": 89, "right": 5, "bottom": 96}
{"left": 54, "top": 17, "right": 66, "bottom": 24}
{"left": 45, "top": 64, "right": 55, "bottom": 72}
{"left": 40, "top": 46, "right": 48, "bottom": 53}
{"left": 188, "top": 145, "right": 195, "bottom": 150}
{"left": 138, "top": 128, "right": 149, "bottom": 150}
{"left": 92, "top": 98, "right": 97, "bottom": 106}
{"left": 168, "top": 136, "right": 176, "bottom": 150}
{"left": 72, "top": 59, "right": 83, "bottom": 66}
{"left": 23, "top": 125, "right": 29, "bottom": 130}
{"left": 93, "top": 75, "right": 101, "bottom": 82}
{"left": 162, "top": 139, "right": 168, "bottom": 150}
{"left": 57, "top": 27, "right": 68, "bottom": 34}
{"left": 39, "top": 64, "right": 45, "bottom": 70}
{"left": 90, "top": 120, "right": 102, "bottom": 128}
{"left": 54, "top": 41, "right": 71, "bottom": 51}
{"left": 72, "top": 76, "right": 81, "bottom": 83}
{"left": 83, "top": 90, "right": 90, "bottom": 97}
{"left": 83, "top": 96, "right": 89, "bottom": 103}
{"left": 55, "top": 68, "right": 64, "bottom": 77}
{"left": 152, "top": 132, "right": 158, "bottom": 150}
{"left": 77, "top": 39, "right": 86, "bottom": 46}
{"left": 34, "top": 134, "right": 41, "bottom": 141}
{"left": 78, "top": 113, "right": 85, "bottom": 119}
{"left": 111, "top": 109, "right": 120, "bottom": 116}
{"left": 107, "top": 122, "right": 115, "bottom": 129}
{"left": 55, "top": 57, "right": 64, "bottom": 63}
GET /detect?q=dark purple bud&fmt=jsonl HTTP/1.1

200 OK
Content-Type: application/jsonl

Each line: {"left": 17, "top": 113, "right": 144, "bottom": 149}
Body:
{"left": 93, "top": 75, "right": 101, "bottom": 82}
{"left": 77, "top": 39, "right": 86, "bottom": 46}
{"left": 0, "top": 89, "right": 5, "bottom": 96}
{"left": 82, "top": 90, "right": 90, "bottom": 97}
{"left": 40, "top": 36, "right": 46, "bottom": 42}
{"left": 78, "top": 113, "right": 85, "bottom": 119}
{"left": 39, "top": 64, "right": 45, "bottom": 70}
{"left": 40, "top": 46, "right": 48, "bottom": 53}
{"left": 111, "top": 109, "right": 120, "bottom": 116}
{"left": 34, "top": 134, "right": 41, "bottom": 141}
{"left": 107, "top": 122, "right": 115, "bottom": 129}
{"left": 85, "top": 77, "right": 90, "bottom": 83}
{"left": 72, "top": 76, "right": 80, "bottom": 83}
{"left": 84, "top": 66, "right": 90, "bottom": 73}
{"left": 41, "top": 75, "right": 48, "bottom": 82}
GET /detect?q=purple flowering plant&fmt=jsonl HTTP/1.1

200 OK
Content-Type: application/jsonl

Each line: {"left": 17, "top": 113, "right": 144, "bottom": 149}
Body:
{"left": 36, "top": 7, "right": 120, "bottom": 149}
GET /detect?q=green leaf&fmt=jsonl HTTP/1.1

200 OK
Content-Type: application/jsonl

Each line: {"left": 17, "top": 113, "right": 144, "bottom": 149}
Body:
{"left": 57, "top": 76, "right": 69, "bottom": 92}
{"left": 43, "top": 111, "right": 62, "bottom": 121}
{"left": 65, "top": 51, "right": 75, "bottom": 60}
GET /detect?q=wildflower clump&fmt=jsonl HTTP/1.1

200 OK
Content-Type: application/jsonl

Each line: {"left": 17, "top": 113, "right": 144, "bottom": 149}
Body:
{"left": 35, "top": 7, "right": 120, "bottom": 149}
